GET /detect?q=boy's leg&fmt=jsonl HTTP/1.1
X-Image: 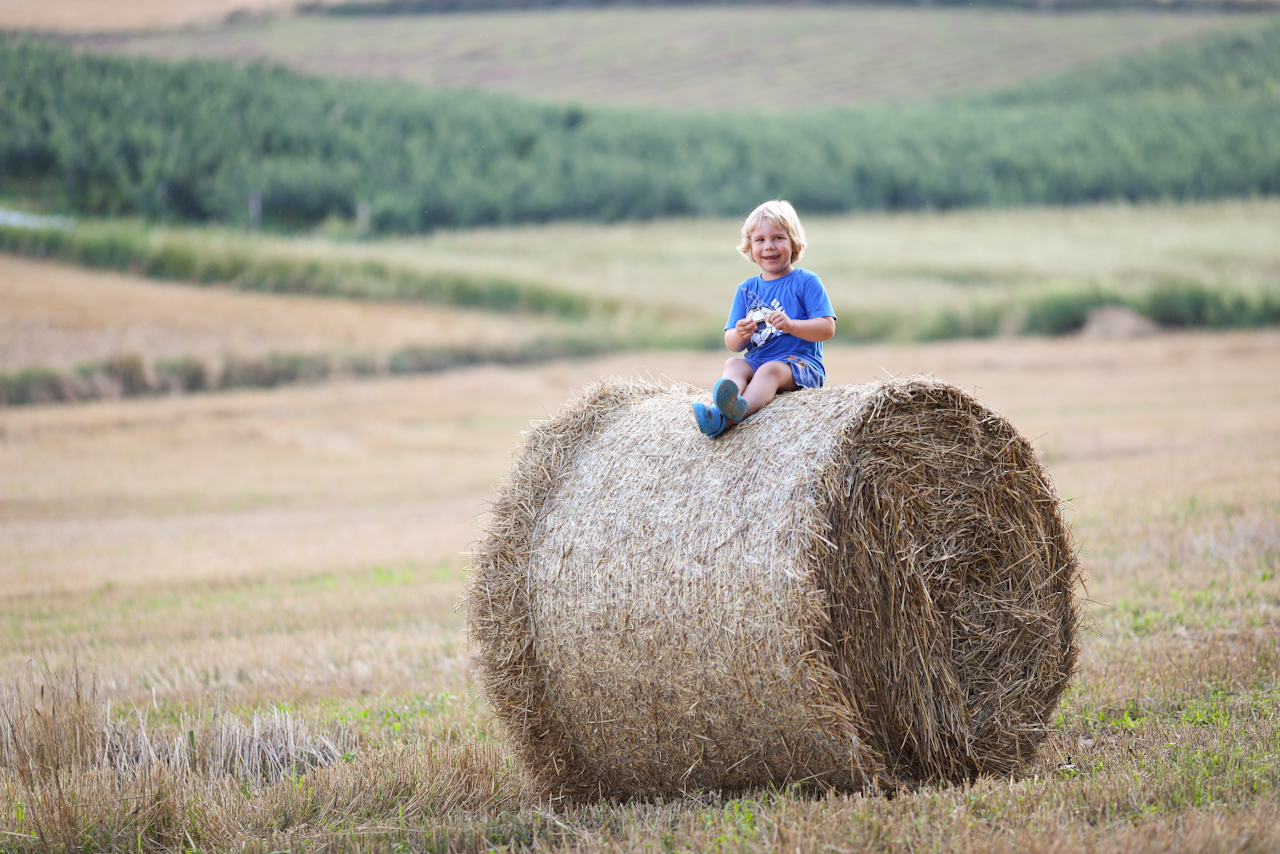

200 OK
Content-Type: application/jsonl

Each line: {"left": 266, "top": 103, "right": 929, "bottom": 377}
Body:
{"left": 715, "top": 359, "right": 756, "bottom": 421}
{"left": 739, "top": 361, "right": 797, "bottom": 417}
{"left": 722, "top": 358, "right": 755, "bottom": 390}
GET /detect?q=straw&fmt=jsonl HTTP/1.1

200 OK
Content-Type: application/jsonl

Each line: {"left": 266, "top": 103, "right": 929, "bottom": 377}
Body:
{"left": 468, "top": 376, "right": 1081, "bottom": 800}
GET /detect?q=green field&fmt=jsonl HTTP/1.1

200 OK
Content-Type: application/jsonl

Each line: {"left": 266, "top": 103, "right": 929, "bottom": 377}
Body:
{"left": 7, "top": 18, "right": 1280, "bottom": 232}
{"left": 82, "top": 6, "right": 1266, "bottom": 109}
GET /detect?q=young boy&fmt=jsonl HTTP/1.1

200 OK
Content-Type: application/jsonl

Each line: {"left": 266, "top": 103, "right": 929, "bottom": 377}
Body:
{"left": 693, "top": 200, "right": 836, "bottom": 438}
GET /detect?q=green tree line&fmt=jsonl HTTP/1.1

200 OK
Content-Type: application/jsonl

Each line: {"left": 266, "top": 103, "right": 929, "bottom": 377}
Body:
{"left": 2, "top": 21, "right": 1278, "bottom": 232}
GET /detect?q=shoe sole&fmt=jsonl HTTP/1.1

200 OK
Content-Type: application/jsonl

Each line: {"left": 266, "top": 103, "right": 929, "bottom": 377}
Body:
{"left": 713, "top": 378, "right": 748, "bottom": 422}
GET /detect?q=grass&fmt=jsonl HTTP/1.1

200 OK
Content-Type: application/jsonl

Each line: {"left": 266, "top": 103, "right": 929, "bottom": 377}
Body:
{"left": 0, "top": 252, "right": 586, "bottom": 372}
{"left": 80, "top": 7, "right": 1269, "bottom": 110}
{"left": 0, "top": 332, "right": 1277, "bottom": 850}
{"left": 0, "top": 219, "right": 599, "bottom": 319}
{"left": 8, "top": 199, "right": 1280, "bottom": 331}
{"left": 0, "top": 250, "right": 625, "bottom": 405}
{"left": 4, "top": 199, "right": 1279, "bottom": 404}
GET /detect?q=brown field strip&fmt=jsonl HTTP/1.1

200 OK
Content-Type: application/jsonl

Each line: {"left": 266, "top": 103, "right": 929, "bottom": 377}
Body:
{"left": 78, "top": 7, "right": 1268, "bottom": 108}
{"left": 0, "top": 253, "right": 564, "bottom": 372}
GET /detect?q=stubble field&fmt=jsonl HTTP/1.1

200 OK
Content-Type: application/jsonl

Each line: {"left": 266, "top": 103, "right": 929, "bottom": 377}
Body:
{"left": 2, "top": 328, "right": 1277, "bottom": 851}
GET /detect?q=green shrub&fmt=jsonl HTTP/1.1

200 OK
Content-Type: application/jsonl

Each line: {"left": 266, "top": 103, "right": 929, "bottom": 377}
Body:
{"left": 101, "top": 354, "right": 153, "bottom": 395}
{"left": 1021, "top": 288, "right": 1123, "bottom": 336}
{"left": 832, "top": 308, "right": 903, "bottom": 344}
{"left": 0, "top": 367, "right": 65, "bottom": 405}
{"left": 155, "top": 357, "right": 210, "bottom": 392}
{"left": 1253, "top": 291, "right": 1280, "bottom": 327}
{"left": 386, "top": 347, "right": 478, "bottom": 375}
{"left": 917, "top": 303, "right": 1004, "bottom": 341}
{"left": 143, "top": 242, "right": 200, "bottom": 281}
{"left": 220, "top": 353, "right": 331, "bottom": 389}
{"left": 1142, "top": 279, "right": 1250, "bottom": 328}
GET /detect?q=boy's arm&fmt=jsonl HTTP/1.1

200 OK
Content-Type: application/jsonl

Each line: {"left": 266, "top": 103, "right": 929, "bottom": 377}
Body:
{"left": 724, "top": 285, "right": 752, "bottom": 351}
{"left": 725, "top": 319, "right": 755, "bottom": 352}
{"left": 766, "top": 311, "right": 836, "bottom": 342}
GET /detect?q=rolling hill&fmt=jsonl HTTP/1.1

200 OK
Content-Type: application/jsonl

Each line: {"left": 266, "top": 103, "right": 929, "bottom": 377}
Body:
{"left": 82, "top": 6, "right": 1266, "bottom": 110}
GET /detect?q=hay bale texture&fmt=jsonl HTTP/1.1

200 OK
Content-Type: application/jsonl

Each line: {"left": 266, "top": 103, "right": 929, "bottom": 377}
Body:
{"left": 468, "top": 376, "right": 1081, "bottom": 800}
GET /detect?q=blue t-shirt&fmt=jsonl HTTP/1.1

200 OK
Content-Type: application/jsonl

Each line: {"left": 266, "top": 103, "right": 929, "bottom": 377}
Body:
{"left": 724, "top": 268, "right": 836, "bottom": 373}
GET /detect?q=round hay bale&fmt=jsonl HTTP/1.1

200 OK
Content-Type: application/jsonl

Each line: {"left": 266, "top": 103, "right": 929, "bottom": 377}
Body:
{"left": 468, "top": 376, "right": 1081, "bottom": 800}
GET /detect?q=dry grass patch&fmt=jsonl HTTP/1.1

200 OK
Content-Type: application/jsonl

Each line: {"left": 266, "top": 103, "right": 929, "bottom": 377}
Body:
{"left": 0, "top": 253, "right": 567, "bottom": 373}
{"left": 0, "top": 668, "right": 523, "bottom": 852}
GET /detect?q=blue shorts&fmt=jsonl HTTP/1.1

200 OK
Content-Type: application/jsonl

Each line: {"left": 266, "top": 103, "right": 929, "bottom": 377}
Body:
{"left": 745, "top": 354, "right": 825, "bottom": 389}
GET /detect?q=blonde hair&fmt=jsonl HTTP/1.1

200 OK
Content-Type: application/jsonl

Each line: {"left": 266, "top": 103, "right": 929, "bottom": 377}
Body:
{"left": 737, "top": 199, "right": 807, "bottom": 264}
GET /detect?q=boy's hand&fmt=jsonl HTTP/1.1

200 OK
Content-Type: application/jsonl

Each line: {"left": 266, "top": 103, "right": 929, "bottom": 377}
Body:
{"left": 733, "top": 318, "right": 756, "bottom": 340}
{"left": 766, "top": 309, "right": 792, "bottom": 334}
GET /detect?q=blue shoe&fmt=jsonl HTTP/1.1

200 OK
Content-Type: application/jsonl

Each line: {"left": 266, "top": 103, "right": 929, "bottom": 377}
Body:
{"left": 712, "top": 378, "right": 748, "bottom": 422}
{"left": 692, "top": 402, "right": 730, "bottom": 438}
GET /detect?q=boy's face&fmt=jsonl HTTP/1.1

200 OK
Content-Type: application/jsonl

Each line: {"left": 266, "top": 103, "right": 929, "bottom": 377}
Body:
{"left": 749, "top": 218, "right": 795, "bottom": 280}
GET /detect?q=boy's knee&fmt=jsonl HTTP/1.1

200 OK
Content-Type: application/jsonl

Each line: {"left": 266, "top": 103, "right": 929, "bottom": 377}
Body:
{"left": 760, "top": 361, "right": 797, "bottom": 389}
{"left": 759, "top": 361, "right": 790, "bottom": 379}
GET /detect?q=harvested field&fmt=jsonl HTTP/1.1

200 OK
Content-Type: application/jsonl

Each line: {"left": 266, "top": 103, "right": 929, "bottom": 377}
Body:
{"left": 0, "top": 253, "right": 568, "bottom": 372}
{"left": 79, "top": 7, "right": 1266, "bottom": 109}
{"left": 1, "top": 330, "right": 1277, "bottom": 850}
